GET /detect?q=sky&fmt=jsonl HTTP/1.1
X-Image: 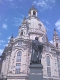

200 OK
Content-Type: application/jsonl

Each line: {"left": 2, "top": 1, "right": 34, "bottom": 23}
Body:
{"left": 0, "top": 0, "right": 60, "bottom": 55}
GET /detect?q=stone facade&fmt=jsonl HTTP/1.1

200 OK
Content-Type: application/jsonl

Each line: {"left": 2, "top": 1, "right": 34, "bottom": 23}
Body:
{"left": 0, "top": 6, "right": 60, "bottom": 80}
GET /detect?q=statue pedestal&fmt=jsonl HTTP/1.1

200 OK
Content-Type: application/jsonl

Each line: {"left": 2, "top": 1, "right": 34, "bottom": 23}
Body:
{"left": 29, "top": 64, "right": 43, "bottom": 80}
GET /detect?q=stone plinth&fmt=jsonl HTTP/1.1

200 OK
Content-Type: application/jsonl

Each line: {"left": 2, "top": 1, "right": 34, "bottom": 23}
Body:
{"left": 29, "top": 64, "right": 43, "bottom": 80}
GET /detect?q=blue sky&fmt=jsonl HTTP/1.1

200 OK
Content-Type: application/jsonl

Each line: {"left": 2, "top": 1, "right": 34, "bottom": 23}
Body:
{"left": 0, "top": 0, "right": 60, "bottom": 55}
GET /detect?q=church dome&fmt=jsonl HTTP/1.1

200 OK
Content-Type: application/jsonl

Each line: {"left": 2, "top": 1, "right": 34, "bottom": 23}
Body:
{"left": 27, "top": 15, "right": 46, "bottom": 36}
{"left": 27, "top": 6, "right": 46, "bottom": 36}
{"left": 18, "top": 6, "right": 47, "bottom": 41}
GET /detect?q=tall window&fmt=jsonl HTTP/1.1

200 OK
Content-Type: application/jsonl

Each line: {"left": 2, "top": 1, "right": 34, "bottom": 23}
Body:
{"left": 47, "top": 67, "right": 51, "bottom": 77}
{"left": 21, "top": 30, "right": 23, "bottom": 35}
{"left": 46, "top": 46, "right": 49, "bottom": 52}
{"left": 33, "top": 11, "right": 36, "bottom": 15}
{"left": 46, "top": 56, "right": 50, "bottom": 66}
{"left": 58, "top": 59, "right": 60, "bottom": 68}
{"left": 15, "top": 63, "right": 21, "bottom": 74}
{"left": 39, "top": 24, "right": 42, "bottom": 29}
{"left": 18, "top": 41, "right": 22, "bottom": 45}
{"left": 59, "top": 70, "right": 60, "bottom": 77}
{"left": 57, "top": 58, "right": 60, "bottom": 77}
{"left": 15, "top": 51, "right": 22, "bottom": 74}
{"left": 16, "top": 51, "right": 22, "bottom": 62}
{"left": 46, "top": 56, "right": 51, "bottom": 77}
{"left": 56, "top": 43, "right": 58, "bottom": 47}
{"left": 42, "top": 37, "right": 45, "bottom": 42}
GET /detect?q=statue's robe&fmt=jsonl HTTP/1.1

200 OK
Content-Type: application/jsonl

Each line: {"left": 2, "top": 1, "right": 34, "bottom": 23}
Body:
{"left": 31, "top": 39, "right": 43, "bottom": 63}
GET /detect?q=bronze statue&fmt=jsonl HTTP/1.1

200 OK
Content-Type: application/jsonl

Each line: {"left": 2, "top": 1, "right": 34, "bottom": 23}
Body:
{"left": 31, "top": 37, "right": 43, "bottom": 64}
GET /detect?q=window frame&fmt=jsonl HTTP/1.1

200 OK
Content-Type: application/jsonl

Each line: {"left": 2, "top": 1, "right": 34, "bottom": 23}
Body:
{"left": 18, "top": 41, "right": 22, "bottom": 45}
{"left": 46, "top": 55, "right": 51, "bottom": 77}
{"left": 15, "top": 51, "right": 22, "bottom": 74}
{"left": 33, "top": 11, "right": 36, "bottom": 15}
{"left": 15, "top": 63, "right": 21, "bottom": 74}
{"left": 16, "top": 51, "right": 22, "bottom": 62}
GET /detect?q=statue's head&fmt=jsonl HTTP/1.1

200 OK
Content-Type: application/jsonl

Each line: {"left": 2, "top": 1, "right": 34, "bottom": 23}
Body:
{"left": 35, "top": 37, "right": 38, "bottom": 40}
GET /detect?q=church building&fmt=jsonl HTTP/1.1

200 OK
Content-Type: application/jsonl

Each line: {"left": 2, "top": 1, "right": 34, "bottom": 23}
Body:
{"left": 0, "top": 6, "right": 60, "bottom": 80}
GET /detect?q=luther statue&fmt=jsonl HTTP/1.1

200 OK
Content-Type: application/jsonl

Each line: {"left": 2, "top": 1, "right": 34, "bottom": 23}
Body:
{"left": 31, "top": 37, "right": 43, "bottom": 64}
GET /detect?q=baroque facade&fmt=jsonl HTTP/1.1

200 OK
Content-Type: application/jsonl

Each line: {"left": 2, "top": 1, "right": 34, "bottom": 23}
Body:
{"left": 0, "top": 6, "right": 60, "bottom": 80}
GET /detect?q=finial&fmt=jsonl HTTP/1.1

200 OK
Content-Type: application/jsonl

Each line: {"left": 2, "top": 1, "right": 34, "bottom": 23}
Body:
{"left": 22, "top": 16, "right": 26, "bottom": 24}
{"left": 11, "top": 34, "right": 13, "bottom": 38}
{"left": 54, "top": 28, "right": 56, "bottom": 31}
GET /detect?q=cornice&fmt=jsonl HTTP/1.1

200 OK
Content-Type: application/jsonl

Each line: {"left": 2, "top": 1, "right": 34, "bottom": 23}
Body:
{"left": 7, "top": 75, "right": 28, "bottom": 79}
{"left": 27, "top": 16, "right": 40, "bottom": 21}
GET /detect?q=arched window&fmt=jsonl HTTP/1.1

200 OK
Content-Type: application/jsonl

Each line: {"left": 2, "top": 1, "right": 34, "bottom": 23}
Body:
{"left": 46, "top": 56, "right": 50, "bottom": 66}
{"left": 33, "top": 11, "right": 36, "bottom": 15}
{"left": 39, "top": 24, "right": 42, "bottom": 29}
{"left": 46, "top": 56, "right": 51, "bottom": 77}
{"left": 15, "top": 63, "right": 21, "bottom": 74}
{"left": 42, "top": 37, "right": 45, "bottom": 42}
{"left": 16, "top": 51, "right": 22, "bottom": 62}
{"left": 46, "top": 46, "right": 49, "bottom": 52}
{"left": 18, "top": 41, "right": 22, "bottom": 45}
{"left": 15, "top": 51, "right": 22, "bottom": 74}
{"left": 21, "top": 30, "right": 23, "bottom": 35}
{"left": 56, "top": 43, "right": 58, "bottom": 47}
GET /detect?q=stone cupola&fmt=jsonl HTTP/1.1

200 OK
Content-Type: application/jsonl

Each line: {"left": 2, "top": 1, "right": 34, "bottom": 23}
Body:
{"left": 28, "top": 6, "right": 38, "bottom": 17}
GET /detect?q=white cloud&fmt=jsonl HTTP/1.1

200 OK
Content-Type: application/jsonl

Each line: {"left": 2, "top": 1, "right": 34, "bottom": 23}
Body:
{"left": 33, "top": 0, "right": 55, "bottom": 10}
{"left": 0, "top": 0, "right": 22, "bottom": 9}
{"left": 0, "top": 0, "right": 3, "bottom": 3}
{"left": 0, "top": 49, "right": 3, "bottom": 55}
{"left": 8, "top": 41, "right": 9, "bottom": 43}
{"left": 55, "top": 20, "right": 60, "bottom": 31}
{"left": 41, "top": 19, "right": 51, "bottom": 31}
{"left": 7, "top": 36, "right": 11, "bottom": 40}
{"left": 0, "top": 40, "right": 5, "bottom": 43}
{"left": 42, "top": 19, "right": 50, "bottom": 25}
{"left": 6, "top": 0, "right": 19, "bottom": 9}
{"left": 3, "top": 44, "right": 8, "bottom": 47}
{"left": 45, "top": 21, "right": 50, "bottom": 25}
{"left": 2, "top": 23, "right": 7, "bottom": 29}
{"left": 49, "top": 40, "right": 53, "bottom": 44}
{"left": 0, "top": 40, "right": 5, "bottom": 47}
{"left": 6, "top": 0, "right": 14, "bottom": 2}
{"left": 8, "top": 0, "right": 14, "bottom": 2}
{"left": 13, "top": 17, "right": 23, "bottom": 27}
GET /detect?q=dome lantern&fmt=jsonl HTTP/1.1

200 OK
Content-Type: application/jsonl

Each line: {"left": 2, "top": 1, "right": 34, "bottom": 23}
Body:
{"left": 28, "top": 6, "right": 38, "bottom": 17}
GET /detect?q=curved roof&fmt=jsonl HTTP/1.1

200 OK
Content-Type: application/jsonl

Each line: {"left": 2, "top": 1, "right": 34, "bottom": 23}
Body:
{"left": 27, "top": 17, "right": 46, "bottom": 35}
{"left": 28, "top": 6, "right": 38, "bottom": 13}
